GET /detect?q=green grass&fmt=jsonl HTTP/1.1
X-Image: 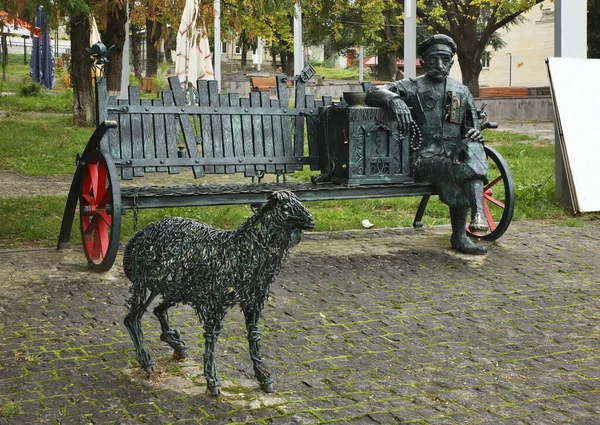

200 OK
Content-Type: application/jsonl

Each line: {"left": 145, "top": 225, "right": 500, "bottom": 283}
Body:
{"left": 0, "top": 402, "right": 21, "bottom": 418}
{"left": 0, "top": 113, "right": 91, "bottom": 175}
{"left": 483, "top": 129, "right": 537, "bottom": 143}
{"left": 0, "top": 53, "right": 32, "bottom": 92}
{"left": 311, "top": 65, "right": 375, "bottom": 81}
{"left": 0, "top": 89, "right": 74, "bottom": 114}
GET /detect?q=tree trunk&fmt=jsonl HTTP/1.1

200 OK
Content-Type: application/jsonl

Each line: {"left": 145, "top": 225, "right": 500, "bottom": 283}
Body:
{"left": 458, "top": 56, "right": 482, "bottom": 98}
{"left": 271, "top": 52, "right": 278, "bottom": 71}
{"left": 455, "top": 22, "right": 483, "bottom": 98}
{"left": 323, "top": 44, "right": 336, "bottom": 67}
{"left": 131, "top": 25, "right": 142, "bottom": 83}
{"left": 280, "top": 53, "right": 287, "bottom": 74}
{"left": 164, "top": 27, "right": 174, "bottom": 63}
{"left": 377, "top": 11, "right": 397, "bottom": 81}
{"left": 145, "top": 19, "right": 162, "bottom": 76}
{"left": 377, "top": 52, "right": 397, "bottom": 81}
{"left": 241, "top": 44, "right": 248, "bottom": 68}
{"left": 100, "top": 2, "right": 127, "bottom": 94}
{"left": 70, "top": 14, "right": 95, "bottom": 126}
{"left": 281, "top": 52, "right": 294, "bottom": 76}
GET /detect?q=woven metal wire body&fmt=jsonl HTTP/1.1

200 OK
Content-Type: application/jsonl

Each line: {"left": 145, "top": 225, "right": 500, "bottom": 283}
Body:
{"left": 122, "top": 191, "right": 314, "bottom": 394}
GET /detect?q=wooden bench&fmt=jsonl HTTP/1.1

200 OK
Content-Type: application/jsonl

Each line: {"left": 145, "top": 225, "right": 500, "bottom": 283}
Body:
{"left": 250, "top": 76, "right": 293, "bottom": 93}
{"left": 58, "top": 69, "right": 513, "bottom": 271}
{"left": 479, "top": 86, "right": 529, "bottom": 98}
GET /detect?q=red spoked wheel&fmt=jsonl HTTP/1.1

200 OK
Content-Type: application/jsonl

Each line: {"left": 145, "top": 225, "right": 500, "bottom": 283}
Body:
{"left": 79, "top": 149, "right": 121, "bottom": 271}
{"left": 468, "top": 146, "right": 515, "bottom": 241}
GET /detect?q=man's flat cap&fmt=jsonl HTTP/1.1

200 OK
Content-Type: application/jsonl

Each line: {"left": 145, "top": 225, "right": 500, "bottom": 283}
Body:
{"left": 418, "top": 34, "right": 457, "bottom": 57}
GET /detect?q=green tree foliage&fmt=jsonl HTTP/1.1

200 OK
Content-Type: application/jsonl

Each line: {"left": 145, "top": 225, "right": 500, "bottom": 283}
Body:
{"left": 303, "top": 0, "right": 385, "bottom": 50}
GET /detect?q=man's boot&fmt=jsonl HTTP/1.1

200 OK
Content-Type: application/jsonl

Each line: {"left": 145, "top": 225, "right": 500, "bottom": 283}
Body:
{"left": 450, "top": 207, "right": 487, "bottom": 255}
{"left": 469, "top": 180, "right": 489, "bottom": 233}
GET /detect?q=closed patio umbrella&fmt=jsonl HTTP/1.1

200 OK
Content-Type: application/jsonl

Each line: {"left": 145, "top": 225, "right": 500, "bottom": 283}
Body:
{"left": 30, "top": 6, "right": 54, "bottom": 89}
{"left": 175, "top": 0, "right": 213, "bottom": 85}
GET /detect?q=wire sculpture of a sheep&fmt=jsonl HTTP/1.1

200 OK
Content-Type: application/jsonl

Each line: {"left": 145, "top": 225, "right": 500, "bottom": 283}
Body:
{"left": 123, "top": 190, "right": 315, "bottom": 395}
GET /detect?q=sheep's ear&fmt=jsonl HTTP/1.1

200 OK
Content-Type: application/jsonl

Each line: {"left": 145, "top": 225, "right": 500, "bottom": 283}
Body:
{"left": 268, "top": 190, "right": 295, "bottom": 206}
{"left": 267, "top": 192, "right": 281, "bottom": 207}
{"left": 267, "top": 192, "right": 278, "bottom": 204}
{"left": 268, "top": 191, "right": 287, "bottom": 203}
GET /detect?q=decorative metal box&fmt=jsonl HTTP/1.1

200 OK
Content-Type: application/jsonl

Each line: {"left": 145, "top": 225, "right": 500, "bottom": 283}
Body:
{"left": 321, "top": 106, "right": 411, "bottom": 185}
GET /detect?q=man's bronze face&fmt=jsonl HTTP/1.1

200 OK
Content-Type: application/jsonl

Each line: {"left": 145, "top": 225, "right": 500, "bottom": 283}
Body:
{"left": 422, "top": 52, "right": 453, "bottom": 83}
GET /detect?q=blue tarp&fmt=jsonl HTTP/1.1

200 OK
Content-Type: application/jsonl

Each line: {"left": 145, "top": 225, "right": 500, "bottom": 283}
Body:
{"left": 30, "top": 6, "right": 54, "bottom": 89}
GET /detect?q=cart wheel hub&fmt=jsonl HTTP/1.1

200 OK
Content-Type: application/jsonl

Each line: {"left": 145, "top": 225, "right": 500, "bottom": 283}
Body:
{"left": 81, "top": 205, "right": 96, "bottom": 216}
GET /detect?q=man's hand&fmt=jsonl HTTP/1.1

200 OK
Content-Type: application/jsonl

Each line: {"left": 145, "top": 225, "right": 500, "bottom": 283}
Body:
{"left": 389, "top": 97, "right": 413, "bottom": 133}
{"left": 466, "top": 128, "right": 484, "bottom": 143}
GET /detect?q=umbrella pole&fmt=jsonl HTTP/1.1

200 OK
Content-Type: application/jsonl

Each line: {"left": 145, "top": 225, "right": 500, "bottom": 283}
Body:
{"left": 23, "top": 36, "right": 28, "bottom": 65}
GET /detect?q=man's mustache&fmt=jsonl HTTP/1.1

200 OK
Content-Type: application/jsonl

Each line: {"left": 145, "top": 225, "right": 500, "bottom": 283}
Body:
{"left": 429, "top": 71, "right": 449, "bottom": 77}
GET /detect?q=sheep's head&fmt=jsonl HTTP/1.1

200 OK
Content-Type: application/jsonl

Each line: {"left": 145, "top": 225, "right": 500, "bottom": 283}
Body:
{"left": 267, "top": 191, "right": 315, "bottom": 232}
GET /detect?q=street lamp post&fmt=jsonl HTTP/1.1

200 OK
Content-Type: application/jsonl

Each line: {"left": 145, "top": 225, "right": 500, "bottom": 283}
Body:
{"left": 22, "top": 35, "right": 29, "bottom": 65}
{"left": 506, "top": 52, "right": 512, "bottom": 86}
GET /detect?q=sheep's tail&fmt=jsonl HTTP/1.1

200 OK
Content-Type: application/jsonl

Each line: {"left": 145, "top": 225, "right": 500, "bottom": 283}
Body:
{"left": 123, "top": 230, "right": 152, "bottom": 307}
{"left": 123, "top": 230, "right": 143, "bottom": 282}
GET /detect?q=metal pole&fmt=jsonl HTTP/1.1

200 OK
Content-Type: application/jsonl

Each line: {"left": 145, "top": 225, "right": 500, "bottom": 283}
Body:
{"left": 403, "top": 0, "right": 417, "bottom": 79}
{"left": 293, "top": 2, "right": 303, "bottom": 76}
{"left": 359, "top": 45, "right": 364, "bottom": 83}
{"left": 214, "top": 0, "right": 221, "bottom": 90}
{"left": 257, "top": 37, "right": 262, "bottom": 72}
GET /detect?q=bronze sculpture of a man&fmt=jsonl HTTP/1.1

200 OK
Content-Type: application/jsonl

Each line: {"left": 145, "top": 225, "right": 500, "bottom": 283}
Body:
{"left": 366, "top": 34, "right": 489, "bottom": 255}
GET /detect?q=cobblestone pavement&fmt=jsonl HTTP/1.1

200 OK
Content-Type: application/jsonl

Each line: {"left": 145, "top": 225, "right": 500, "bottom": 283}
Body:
{"left": 1, "top": 219, "right": 599, "bottom": 424}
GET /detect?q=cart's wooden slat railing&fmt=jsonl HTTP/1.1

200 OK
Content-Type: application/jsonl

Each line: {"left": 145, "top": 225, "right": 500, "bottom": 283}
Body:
{"left": 97, "top": 76, "right": 331, "bottom": 181}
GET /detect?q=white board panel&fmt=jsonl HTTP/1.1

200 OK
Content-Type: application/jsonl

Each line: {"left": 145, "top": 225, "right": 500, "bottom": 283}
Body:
{"left": 547, "top": 57, "right": 600, "bottom": 213}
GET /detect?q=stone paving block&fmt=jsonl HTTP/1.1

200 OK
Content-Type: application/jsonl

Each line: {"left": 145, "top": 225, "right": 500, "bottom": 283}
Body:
{"left": 269, "top": 412, "right": 320, "bottom": 424}
{"left": 94, "top": 407, "right": 130, "bottom": 423}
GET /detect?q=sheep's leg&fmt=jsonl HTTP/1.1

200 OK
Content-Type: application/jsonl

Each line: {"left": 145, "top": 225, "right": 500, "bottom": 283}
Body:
{"left": 124, "top": 290, "right": 158, "bottom": 373}
{"left": 153, "top": 300, "right": 187, "bottom": 360}
{"left": 203, "top": 319, "right": 223, "bottom": 396}
{"left": 243, "top": 307, "right": 274, "bottom": 393}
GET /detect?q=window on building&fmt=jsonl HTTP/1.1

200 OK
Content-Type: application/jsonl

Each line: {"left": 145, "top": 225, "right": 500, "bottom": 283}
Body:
{"left": 481, "top": 53, "right": 491, "bottom": 69}
{"left": 221, "top": 42, "right": 227, "bottom": 54}
{"left": 235, "top": 44, "right": 241, "bottom": 54}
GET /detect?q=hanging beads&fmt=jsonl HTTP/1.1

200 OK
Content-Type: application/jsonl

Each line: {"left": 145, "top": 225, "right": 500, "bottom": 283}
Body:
{"left": 397, "top": 121, "right": 423, "bottom": 151}
{"left": 409, "top": 121, "right": 423, "bottom": 151}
